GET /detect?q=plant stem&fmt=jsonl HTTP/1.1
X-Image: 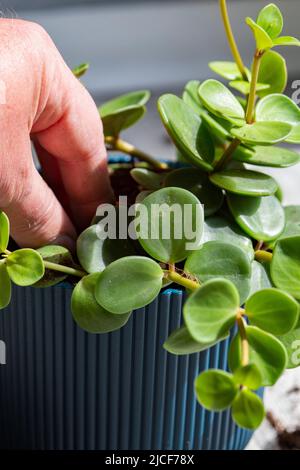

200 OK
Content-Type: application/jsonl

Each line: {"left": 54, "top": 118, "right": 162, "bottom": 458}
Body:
{"left": 166, "top": 271, "right": 200, "bottom": 291}
{"left": 245, "top": 50, "right": 264, "bottom": 124}
{"left": 214, "top": 138, "right": 241, "bottom": 170}
{"left": 43, "top": 261, "right": 86, "bottom": 278}
{"left": 255, "top": 250, "right": 273, "bottom": 263}
{"left": 219, "top": 0, "right": 248, "bottom": 80}
{"left": 236, "top": 312, "right": 249, "bottom": 366}
{"left": 106, "top": 137, "right": 167, "bottom": 170}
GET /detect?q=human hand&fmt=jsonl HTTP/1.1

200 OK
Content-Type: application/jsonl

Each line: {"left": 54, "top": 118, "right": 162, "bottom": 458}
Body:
{"left": 0, "top": 19, "right": 113, "bottom": 250}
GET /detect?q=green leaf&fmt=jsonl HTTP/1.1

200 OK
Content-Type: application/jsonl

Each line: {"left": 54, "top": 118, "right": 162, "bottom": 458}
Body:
{"left": 267, "top": 206, "right": 300, "bottom": 249}
{"left": 201, "top": 112, "right": 232, "bottom": 141}
{"left": 257, "top": 50, "right": 287, "bottom": 97}
{"left": 198, "top": 80, "right": 245, "bottom": 125}
{"left": 286, "top": 123, "right": 300, "bottom": 144}
{"left": 229, "top": 81, "right": 269, "bottom": 95}
{"left": 0, "top": 263, "right": 11, "bottom": 309}
{"left": 195, "top": 370, "right": 238, "bottom": 411}
{"left": 256, "top": 94, "right": 300, "bottom": 132}
{"left": 130, "top": 168, "right": 165, "bottom": 190}
{"left": 248, "top": 260, "right": 272, "bottom": 297}
{"left": 278, "top": 326, "right": 300, "bottom": 369}
{"left": 209, "top": 169, "right": 278, "bottom": 197}
{"left": 158, "top": 94, "right": 214, "bottom": 171}
{"left": 246, "top": 17, "right": 273, "bottom": 51}
{"left": 35, "top": 245, "right": 73, "bottom": 287}
{"left": 137, "top": 187, "right": 204, "bottom": 263}
{"left": 246, "top": 288, "right": 299, "bottom": 335}
{"left": 94, "top": 256, "right": 163, "bottom": 314}
{"left": 271, "top": 236, "right": 300, "bottom": 300}
{"left": 0, "top": 211, "right": 9, "bottom": 252}
{"left": 273, "top": 36, "right": 300, "bottom": 47}
{"left": 182, "top": 80, "right": 204, "bottom": 113}
{"left": 163, "top": 325, "right": 228, "bottom": 356}
{"left": 71, "top": 273, "right": 131, "bottom": 334}
{"left": 164, "top": 168, "right": 224, "bottom": 217}
{"left": 228, "top": 194, "right": 285, "bottom": 242}
{"left": 229, "top": 325, "right": 287, "bottom": 386}
{"left": 77, "top": 224, "right": 136, "bottom": 274}
{"left": 257, "top": 4, "right": 283, "bottom": 39}
{"left": 233, "top": 364, "right": 262, "bottom": 390}
{"left": 202, "top": 216, "right": 254, "bottom": 262}
{"left": 6, "top": 249, "right": 45, "bottom": 286}
{"left": 209, "top": 61, "right": 250, "bottom": 81}
{"left": 72, "top": 63, "right": 89, "bottom": 78}
{"left": 232, "top": 389, "right": 265, "bottom": 430}
{"left": 99, "top": 90, "right": 150, "bottom": 137}
{"left": 184, "top": 278, "right": 239, "bottom": 344}
{"left": 185, "top": 242, "right": 251, "bottom": 305}
{"left": 233, "top": 145, "right": 300, "bottom": 168}
{"left": 231, "top": 122, "right": 292, "bottom": 145}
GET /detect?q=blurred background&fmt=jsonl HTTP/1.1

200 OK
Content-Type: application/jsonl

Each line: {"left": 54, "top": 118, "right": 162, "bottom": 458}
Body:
{"left": 3, "top": 0, "right": 300, "bottom": 450}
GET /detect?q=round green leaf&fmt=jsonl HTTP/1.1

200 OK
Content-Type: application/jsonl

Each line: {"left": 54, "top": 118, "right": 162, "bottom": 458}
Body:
{"left": 233, "top": 364, "right": 262, "bottom": 390}
{"left": 0, "top": 211, "right": 9, "bottom": 253}
{"left": 164, "top": 168, "right": 224, "bottom": 216}
{"left": 198, "top": 80, "right": 245, "bottom": 125}
{"left": 209, "top": 61, "right": 249, "bottom": 81}
{"left": 35, "top": 245, "right": 73, "bottom": 287}
{"left": 231, "top": 122, "right": 292, "bottom": 145}
{"left": 137, "top": 187, "right": 204, "bottom": 263}
{"left": 99, "top": 90, "right": 150, "bottom": 137}
{"left": 201, "top": 112, "right": 231, "bottom": 141}
{"left": 267, "top": 205, "right": 300, "bottom": 249}
{"left": 185, "top": 241, "right": 251, "bottom": 304}
{"left": 163, "top": 325, "right": 228, "bottom": 356}
{"left": 229, "top": 325, "right": 288, "bottom": 386}
{"left": 77, "top": 224, "right": 136, "bottom": 274}
{"left": 158, "top": 94, "right": 214, "bottom": 171}
{"left": 256, "top": 94, "right": 300, "bottom": 132}
{"left": 246, "top": 17, "right": 273, "bottom": 51}
{"left": 233, "top": 145, "right": 300, "bottom": 168}
{"left": 271, "top": 236, "right": 300, "bottom": 300}
{"left": 278, "top": 326, "right": 300, "bottom": 369}
{"left": 182, "top": 80, "right": 204, "bottom": 113}
{"left": 130, "top": 168, "right": 165, "bottom": 190}
{"left": 195, "top": 370, "right": 238, "bottom": 411}
{"left": 6, "top": 249, "right": 45, "bottom": 286}
{"left": 232, "top": 389, "right": 265, "bottom": 430}
{"left": 94, "top": 256, "right": 163, "bottom": 314}
{"left": 257, "top": 4, "right": 283, "bottom": 39}
{"left": 257, "top": 50, "right": 287, "bottom": 97}
{"left": 248, "top": 260, "right": 272, "bottom": 297}
{"left": 246, "top": 288, "right": 299, "bottom": 335}
{"left": 71, "top": 273, "right": 131, "bottom": 334}
{"left": 286, "top": 123, "right": 300, "bottom": 144}
{"left": 227, "top": 194, "right": 285, "bottom": 242}
{"left": 184, "top": 278, "right": 239, "bottom": 344}
{"left": 273, "top": 36, "right": 300, "bottom": 47}
{"left": 229, "top": 80, "right": 269, "bottom": 95}
{"left": 202, "top": 216, "right": 254, "bottom": 262}
{"left": 209, "top": 169, "right": 278, "bottom": 197}
{"left": 72, "top": 63, "right": 89, "bottom": 78}
{"left": 0, "top": 263, "right": 11, "bottom": 309}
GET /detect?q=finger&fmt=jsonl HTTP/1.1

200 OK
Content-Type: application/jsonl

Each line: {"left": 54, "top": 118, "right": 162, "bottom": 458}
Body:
{"left": 33, "top": 61, "right": 113, "bottom": 231}
{"left": 0, "top": 138, "right": 76, "bottom": 250}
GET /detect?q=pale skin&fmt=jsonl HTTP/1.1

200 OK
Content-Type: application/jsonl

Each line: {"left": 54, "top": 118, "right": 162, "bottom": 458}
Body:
{"left": 0, "top": 19, "right": 113, "bottom": 250}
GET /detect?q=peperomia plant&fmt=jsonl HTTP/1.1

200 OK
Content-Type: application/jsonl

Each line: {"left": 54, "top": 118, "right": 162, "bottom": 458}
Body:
{"left": 1, "top": 1, "right": 300, "bottom": 431}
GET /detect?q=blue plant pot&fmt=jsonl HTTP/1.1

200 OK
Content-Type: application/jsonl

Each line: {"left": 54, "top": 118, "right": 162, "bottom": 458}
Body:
{"left": 0, "top": 284, "right": 260, "bottom": 450}
{"left": 0, "top": 155, "right": 261, "bottom": 449}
